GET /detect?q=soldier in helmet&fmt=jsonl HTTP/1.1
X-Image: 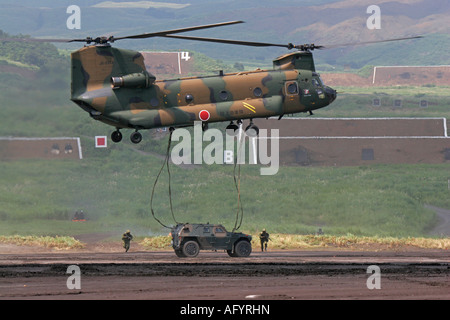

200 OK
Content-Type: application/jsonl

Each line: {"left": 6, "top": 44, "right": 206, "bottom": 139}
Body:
{"left": 259, "top": 228, "right": 270, "bottom": 252}
{"left": 122, "top": 230, "right": 133, "bottom": 252}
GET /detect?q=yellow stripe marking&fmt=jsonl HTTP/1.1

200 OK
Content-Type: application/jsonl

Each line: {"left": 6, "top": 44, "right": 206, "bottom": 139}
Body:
{"left": 243, "top": 102, "right": 256, "bottom": 113}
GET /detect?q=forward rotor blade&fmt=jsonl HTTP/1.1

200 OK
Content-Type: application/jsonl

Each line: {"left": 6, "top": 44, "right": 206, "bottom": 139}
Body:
{"left": 0, "top": 21, "right": 244, "bottom": 44}
{"left": 113, "top": 20, "right": 244, "bottom": 41}
{"left": 322, "top": 35, "right": 423, "bottom": 49}
{"left": 163, "top": 34, "right": 291, "bottom": 48}
{"left": 0, "top": 37, "right": 80, "bottom": 43}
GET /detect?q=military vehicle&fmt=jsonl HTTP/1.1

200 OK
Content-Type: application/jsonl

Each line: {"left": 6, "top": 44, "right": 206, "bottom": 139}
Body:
{"left": 1, "top": 21, "right": 420, "bottom": 143}
{"left": 170, "top": 223, "right": 252, "bottom": 257}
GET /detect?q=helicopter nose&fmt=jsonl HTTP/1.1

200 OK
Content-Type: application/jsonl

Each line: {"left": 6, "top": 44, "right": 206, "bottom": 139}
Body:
{"left": 325, "top": 86, "right": 337, "bottom": 103}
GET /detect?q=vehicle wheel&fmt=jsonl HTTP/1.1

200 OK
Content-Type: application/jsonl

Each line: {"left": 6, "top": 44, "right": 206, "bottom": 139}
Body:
{"left": 234, "top": 240, "right": 252, "bottom": 257}
{"left": 182, "top": 240, "right": 200, "bottom": 258}
{"left": 227, "top": 249, "right": 236, "bottom": 257}
{"left": 174, "top": 249, "right": 186, "bottom": 258}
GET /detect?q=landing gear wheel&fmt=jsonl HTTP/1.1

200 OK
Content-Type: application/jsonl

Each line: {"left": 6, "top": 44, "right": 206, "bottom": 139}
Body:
{"left": 234, "top": 240, "right": 252, "bottom": 257}
{"left": 130, "top": 131, "right": 142, "bottom": 144}
{"left": 245, "top": 123, "right": 259, "bottom": 137}
{"left": 182, "top": 240, "right": 200, "bottom": 258}
{"left": 111, "top": 130, "right": 122, "bottom": 143}
{"left": 226, "top": 121, "right": 239, "bottom": 136}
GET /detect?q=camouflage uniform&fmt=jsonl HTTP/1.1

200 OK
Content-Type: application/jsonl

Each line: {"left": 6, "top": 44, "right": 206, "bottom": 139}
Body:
{"left": 122, "top": 230, "right": 133, "bottom": 252}
{"left": 259, "top": 229, "right": 270, "bottom": 252}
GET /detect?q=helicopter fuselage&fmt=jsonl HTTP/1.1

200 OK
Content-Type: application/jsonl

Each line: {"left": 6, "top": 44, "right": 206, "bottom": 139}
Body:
{"left": 71, "top": 45, "right": 336, "bottom": 142}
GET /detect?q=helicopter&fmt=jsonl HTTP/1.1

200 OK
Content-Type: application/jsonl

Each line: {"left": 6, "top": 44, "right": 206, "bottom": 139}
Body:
{"left": 3, "top": 21, "right": 420, "bottom": 144}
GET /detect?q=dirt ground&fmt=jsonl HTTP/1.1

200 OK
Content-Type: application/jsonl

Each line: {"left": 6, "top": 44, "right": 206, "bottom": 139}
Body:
{"left": 0, "top": 240, "right": 449, "bottom": 303}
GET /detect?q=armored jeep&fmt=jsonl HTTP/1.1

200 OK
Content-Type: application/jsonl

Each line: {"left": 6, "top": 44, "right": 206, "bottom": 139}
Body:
{"left": 170, "top": 223, "right": 252, "bottom": 258}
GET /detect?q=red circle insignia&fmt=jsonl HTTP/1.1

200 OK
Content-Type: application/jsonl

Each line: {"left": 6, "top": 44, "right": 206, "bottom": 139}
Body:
{"left": 199, "top": 110, "right": 210, "bottom": 121}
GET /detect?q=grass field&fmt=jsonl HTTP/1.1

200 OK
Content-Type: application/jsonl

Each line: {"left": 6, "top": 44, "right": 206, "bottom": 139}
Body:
{"left": 0, "top": 235, "right": 84, "bottom": 250}
{"left": 140, "top": 234, "right": 450, "bottom": 251}
{"left": 0, "top": 148, "right": 448, "bottom": 238}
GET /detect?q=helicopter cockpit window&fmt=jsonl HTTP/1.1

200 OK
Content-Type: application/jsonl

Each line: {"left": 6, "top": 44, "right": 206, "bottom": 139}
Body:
{"left": 318, "top": 77, "right": 324, "bottom": 86}
{"left": 312, "top": 76, "right": 324, "bottom": 87}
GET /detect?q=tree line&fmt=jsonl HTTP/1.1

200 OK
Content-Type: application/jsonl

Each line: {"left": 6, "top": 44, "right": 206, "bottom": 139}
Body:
{"left": 0, "top": 30, "right": 63, "bottom": 68}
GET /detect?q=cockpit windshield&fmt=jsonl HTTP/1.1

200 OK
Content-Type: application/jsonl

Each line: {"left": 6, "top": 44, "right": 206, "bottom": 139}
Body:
{"left": 312, "top": 76, "right": 324, "bottom": 87}
{"left": 311, "top": 72, "right": 324, "bottom": 87}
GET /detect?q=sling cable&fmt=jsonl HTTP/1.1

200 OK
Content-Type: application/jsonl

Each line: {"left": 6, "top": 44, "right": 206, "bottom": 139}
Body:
{"left": 232, "top": 125, "right": 245, "bottom": 232}
{"left": 150, "top": 127, "right": 179, "bottom": 229}
{"left": 150, "top": 125, "right": 246, "bottom": 232}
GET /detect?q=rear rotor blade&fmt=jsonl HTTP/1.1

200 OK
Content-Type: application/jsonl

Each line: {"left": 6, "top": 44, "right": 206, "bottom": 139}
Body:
{"left": 321, "top": 35, "right": 423, "bottom": 49}
{"left": 162, "top": 35, "right": 421, "bottom": 51}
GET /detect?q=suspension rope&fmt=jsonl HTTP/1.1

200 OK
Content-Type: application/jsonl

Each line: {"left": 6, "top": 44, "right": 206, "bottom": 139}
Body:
{"left": 232, "top": 127, "right": 245, "bottom": 232}
{"left": 150, "top": 128, "right": 178, "bottom": 229}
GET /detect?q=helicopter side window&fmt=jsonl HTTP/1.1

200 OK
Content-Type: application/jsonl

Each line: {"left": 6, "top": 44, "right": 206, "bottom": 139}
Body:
{"left": 286, "top": 82, "right": 299, "bottom": 95}
{"left": 185, "top": 94, "right": 194, "bottom": 104}
{"left": 253, "top": 87, "right": 262, "bottom": 97}
{"left": 219, "top": 90, "right": 229, "bottom": 101}
{"left": 150, "top": 98, "right": 159, "bottom": 107}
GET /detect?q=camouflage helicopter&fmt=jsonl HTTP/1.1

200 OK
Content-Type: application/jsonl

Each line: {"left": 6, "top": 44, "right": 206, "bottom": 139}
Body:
{"left": 5, "top": 21, "right": 420, "bottom": 143}
{"left": 70, "top": 20, "right": 337, "bottom": 143}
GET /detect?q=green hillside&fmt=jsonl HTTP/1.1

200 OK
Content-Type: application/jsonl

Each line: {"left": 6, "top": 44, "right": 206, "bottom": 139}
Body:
{"left": 0, "top": 0, "right": 449, "bottom": 67}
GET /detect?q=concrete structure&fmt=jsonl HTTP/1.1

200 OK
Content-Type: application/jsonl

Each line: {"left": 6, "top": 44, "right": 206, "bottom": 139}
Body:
{"left": 0, "top": 137, "right": 83, "bottom": 160}
{"left": 257, "top": 117, "right": 450, "bottom": 166}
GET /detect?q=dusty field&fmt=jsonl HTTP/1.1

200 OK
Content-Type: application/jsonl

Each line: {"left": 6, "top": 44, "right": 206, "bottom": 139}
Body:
{"left": 0, "top": 242, "right": 448, "bottom": 304}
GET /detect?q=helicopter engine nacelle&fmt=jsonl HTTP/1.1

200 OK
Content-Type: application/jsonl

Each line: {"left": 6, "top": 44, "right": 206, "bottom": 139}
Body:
{"left": 111, "top": 71, "right": 156, "bottom": 89}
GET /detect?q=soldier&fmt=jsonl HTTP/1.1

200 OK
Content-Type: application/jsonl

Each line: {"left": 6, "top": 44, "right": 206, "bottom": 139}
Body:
{"left": 122, "top": 230, "right": 133, "bottom": 252}
{"left": 259, "top": 229, "right": 270, "bottom": 252}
